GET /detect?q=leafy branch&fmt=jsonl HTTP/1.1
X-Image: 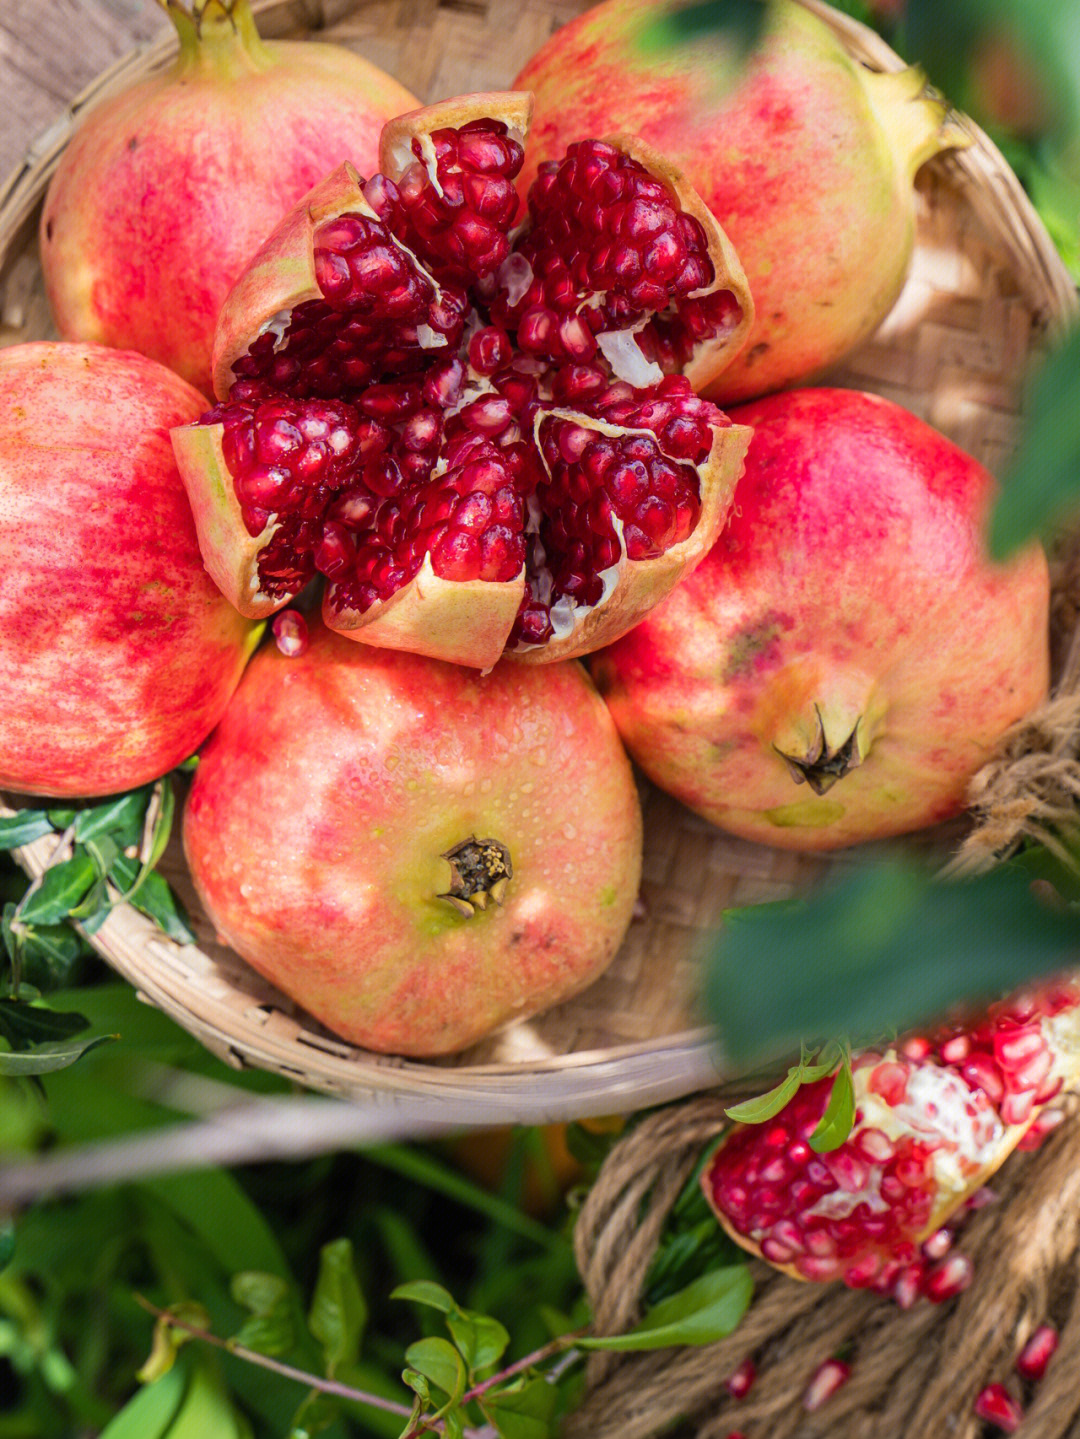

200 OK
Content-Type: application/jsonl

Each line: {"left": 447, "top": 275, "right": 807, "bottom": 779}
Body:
{"left": 133, "top": 1252, "right": 752, "bottom": 1439}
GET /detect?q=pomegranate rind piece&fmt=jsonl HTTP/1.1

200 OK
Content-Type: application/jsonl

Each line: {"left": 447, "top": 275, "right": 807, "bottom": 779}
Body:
{"left": 326, "top": 552, "right": 524, "bottom": 671}
{"left": 515, "top": 413, "right": 753, "bottom": 664}
{"left": 171, "top": 419, "right": 285, "bottom": 619}
{"left": 379, "top": 90, "right": 534, "bottom": 179}
{"left": 602, "top": 133, "right": 755, "bottom": 392}
{"left": 702, "top": 1002, "right": 1080, "bottom": 1287}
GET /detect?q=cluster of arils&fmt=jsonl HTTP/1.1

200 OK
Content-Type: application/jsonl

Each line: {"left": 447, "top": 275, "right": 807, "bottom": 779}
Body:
{"left": 172, "top": 93, "right": 755, "bottom": 670}
{"left": 702, "top": 980, "right": 1080, "bottom": 1307}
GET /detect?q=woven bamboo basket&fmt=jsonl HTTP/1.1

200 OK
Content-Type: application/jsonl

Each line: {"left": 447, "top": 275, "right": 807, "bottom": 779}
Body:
{"left": 0, "top": 0, "right": 1076, "bottom": 1126}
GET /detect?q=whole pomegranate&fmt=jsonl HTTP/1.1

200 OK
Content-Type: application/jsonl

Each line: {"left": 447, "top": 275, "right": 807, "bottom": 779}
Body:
{"left": 39, "top": 0, "right": 418, "bottom": 396}
{"left": 514, "top": 0, "right": 966, "bottom": 403}
{"left": 703, "top": 980, "right": 1080, "bottom": 1303}
{"left": 0, "top": 343, "right": 258, "bottom": 798}
{"left": 183, "top": 621, "right": 643, "bottom": 1056}
{"left": 172, "top": 92, "right": 754, "bottom": 670}
{"left": 592, "top": 389, "right": 1050, "bottom": 850}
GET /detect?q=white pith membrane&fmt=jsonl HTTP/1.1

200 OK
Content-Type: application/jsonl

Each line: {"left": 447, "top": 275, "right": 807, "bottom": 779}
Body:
{"left": 175, "top": 96, "right": 751, "bottom": 665}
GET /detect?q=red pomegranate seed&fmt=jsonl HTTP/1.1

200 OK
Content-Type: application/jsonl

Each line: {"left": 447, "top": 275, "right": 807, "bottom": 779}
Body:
{"left": 1016, "top": 1324, "right": 1058, "bottom": 1381}
{"left": 973, "top": 1383, "right": 1023, "bottom": 1433}
{"left": 995, "top": 1026, "right": 1046, "bottom": 1071}
{"left": 1000, "top": 1090, "right": 1036, "bottom": 1127}
{"left": 893, "top": 1262, "right": 925, "bottom": 1310}
{"left": 1017, "top": 1107, "right": 1065, "bottom": 1149}
{"left": 961, "top": 1053, "right": 1006, "bottom": 1104}
{"left": 271, "top": 609, "right": 308, "bottom": 657}
{"left": 924, "top": 1252, "right": 973, "bottom": 1302}
{"left": 726, "top": 1358, "right": 756, "bottom": 1401}
{"left": 921, "top": 1228, "right": 953, "bottom": 1261}
{"left": 802, "top": 1359, "right": 850, "bottom": 1412}
{"left": 868, "top": 1061, "right": 909, "bottom": 1104}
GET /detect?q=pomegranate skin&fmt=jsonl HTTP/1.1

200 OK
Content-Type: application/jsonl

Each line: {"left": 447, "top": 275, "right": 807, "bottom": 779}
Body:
{"left": 183, "top": 622, "right": 643, "bottom": 1056}
{"left": 0, "top": 343, "right": 259, "bottom": 798}
{"left": 515, "top": 0, "right": 965, "bottom": 403}
{"left": 39, "top": 2, "right": 418, "bottom": 397}
{"left": 592, "top": 389, "right": 1050, "bottom": 850}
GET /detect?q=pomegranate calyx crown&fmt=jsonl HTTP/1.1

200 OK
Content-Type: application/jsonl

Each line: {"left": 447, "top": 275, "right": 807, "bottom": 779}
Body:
{"left": 438, "top": 835, "right": 513, "bottom": 917}
{"left": 166, "top": 0, "right": 272, "bottom": 70}
{"left": 775, "top": 706, "right": 862, "bottom": 796}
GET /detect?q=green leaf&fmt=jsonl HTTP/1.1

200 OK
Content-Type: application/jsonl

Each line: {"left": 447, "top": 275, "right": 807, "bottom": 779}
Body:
{"left": 0, "top": 811, "right": 55, "bottom": 849}
{"left": 74, "top": 789, "right": 150, "bottom": 844}
{"left": 446, "top": 1309, "right": 510, "bottom": 1373}
{"left": 809, "top": 1063, "right": 856, "bottom": 1152}
{"left": 231, "top": 1270, "right": 295, "bottom": 1356}
{"left": 391, "top": 1279, "right": 457, "bottom": 1314}
{"left": 990, "top": 321, "right": 1080, "bottom": 557}
{"left": 401, "top": 1369, "right": 430, "bottom": 1402}
{"left": 579, "top": 1265, "right": 753, "bottom": 1351}
{"left": 16, "top": 853, "right": 98, "bottom": 925}
{"left": 108, "top": 857, "right": 195, "bottom": 943}
{"left": 443, "top": 1409, "right": 466, "bottom": 1439}
{"left": 0, "top": 1218, "right": 14, "bottom": 1269}
{"left": 705, "top": 857, "right": 1080, "bottom": 1070}
{"left": 113, "top": 778, "right": 176, "bottom": 907}
{"left": 482, "top": 1375, "right": 560, "bottom": 1439}
{"left": 98, "top": 1364, "right": 187, "bottom": 1439}
{"left": 724, "top": 1068, "right": 801, "bottom": 1123}
{"left": 137, "top": 1302, "right": 211, "bottom": 1384}
{"left": 288, "top": 1390, "right": 341, "bottom": 1439}
{"left": 402, "top": 1337, "right": 466, "bottom": 1405}
{"left": 308, "top": 1238, "right": 367, "bottom": 1377}
{"left": 46, "top": 808, "right": 78, "bottom": 829}
{"left": 0, "top": 998, "right": 88, "bottom": 1048}
{"left": 0, "top": 1031, "right": 117, "bottom": 1075}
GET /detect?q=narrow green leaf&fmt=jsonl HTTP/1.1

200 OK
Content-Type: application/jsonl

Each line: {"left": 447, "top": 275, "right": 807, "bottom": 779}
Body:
{"left": 137, "top": 1303, "right": 211, "bottom": 1384}
{"left": 67, "top": 877, "right": 110, "bottom": 924}
{"left": 0, "top": 999, "right": 88, "bottom": 1048}
{"left": 401, "top": 1369, "right": 430, "bottom": 1402}
{"left": 809, "top": 1064, "right": 856, "bottom": 1152}
{"left": 0, "top": 811, "right": 55, "bottom": 849}
{"left": 108, "top": 857, "right": 195, "bottom": 943}
{"left": 446, "top": 1310, "right": 510, "bottom": 1374}
{"left": 579, "top": 1266, "right": 753, "bottom": 1351}
{"left": 0, "top": 1031, "right": 117, "bottom": 1075}
{"left": 16, "top": 854, "right": 97, "bottom": 925}
{"left": 482, "top": 1375, "right": 560, "bottom": 1439}
{"left": 98, "top": 1364, "right": 187, "bottom": 1439}
{"left": 147, "top": 778, "right": 176, "bottom": 871}
{"left": 724, "top": 1069, "right": 801, "bottom": 1123}
{"left": 74, "top": 790, "right": 150, "bottom": 844}
{"left": 443, "top": 1409, "right": 466, "bottom": 1439}
{"left": 705, "top": 858, "right": 1080, "bottom": 1070}
{"left": 0, "top": 1218, "right": 14, "bottom": 1269}
{"left": 402, "top": 1337, "right": 466, "bottom": 1404}
{"left": 391, "top": 1279, "right": 457, "bottom": 1314}
{"left": 46, "top": 808, "right": 78, "bottom": 830}
{"left": 309, "top": 1238, "right": 367, "bottom": 1377}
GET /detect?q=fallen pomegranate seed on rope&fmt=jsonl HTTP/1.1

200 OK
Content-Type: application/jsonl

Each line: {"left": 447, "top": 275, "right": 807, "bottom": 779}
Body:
{"left": 701, "top": 980, "right": 1080, "bottom": 1306}
{"left": 172, "top": 91, "right": 755, "bottom": 670}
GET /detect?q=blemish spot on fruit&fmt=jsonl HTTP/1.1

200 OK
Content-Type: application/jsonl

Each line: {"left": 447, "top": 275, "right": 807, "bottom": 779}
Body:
{"left": 763, "top": 798, "right": 845, "bottom": 827}
{"left": 128, "top": 136, "right": 139, "bottom": 151}
{"left": 722, "top": 615, "right": 782, "bottom": 681}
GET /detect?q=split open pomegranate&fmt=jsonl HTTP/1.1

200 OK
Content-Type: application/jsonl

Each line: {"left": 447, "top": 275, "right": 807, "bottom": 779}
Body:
{"left": 172, "top": 92, "right": 754, "bottom": 669}
{"left": 703, "top": 981, "right": 1080, "bottom": 1304}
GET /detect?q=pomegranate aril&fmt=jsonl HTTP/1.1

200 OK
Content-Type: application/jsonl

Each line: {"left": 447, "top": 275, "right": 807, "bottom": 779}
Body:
{"left": 973, "top": 1384, "right": 1023, "bottom": 1433}
{"left": 271, "top": 609, "right": 309, "bottom": 657}
{"left": 924, "top": 1252, "right": 973, "bottom": 1302}
{"left": 868, "top": 1061, "right": 909, "bottom": 1104}
{"left": 995, "top": 1026, "right": 1046, "bottom": 1070}
{"left": 802, "top": 1359, "right": 850, "bottom": 1412}
{"left": 1000, "top": 1090, "right": 1036, "bottom": 1127}
{"left": 962, "top": 1053, "right": 1006, "bottom": 1104}
{"left": 921, "top": 1228, "right": 952, "bottom": 1261}
{"left": 1016, "top": 1324, "right": 1058, "bottom": 1381}
{"left": 726, "top": 1358, "right": 756, "bottom": 1401}
{"left": 1017, "top": 1107, "right": 1065, "bottom": 1149}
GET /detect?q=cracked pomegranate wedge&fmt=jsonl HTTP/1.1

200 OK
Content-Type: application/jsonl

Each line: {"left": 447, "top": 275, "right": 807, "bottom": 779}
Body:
{"left": 703, "top": 981, "right": 1080, "bottom": 1304}
{"left": 171, "top": 91, "right": 753, "bottom": 669}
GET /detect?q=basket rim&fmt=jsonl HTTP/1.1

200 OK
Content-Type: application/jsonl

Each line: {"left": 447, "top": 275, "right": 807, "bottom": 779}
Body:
{"left": 2, "top": 0, "right": 1078, "bottom": 1117}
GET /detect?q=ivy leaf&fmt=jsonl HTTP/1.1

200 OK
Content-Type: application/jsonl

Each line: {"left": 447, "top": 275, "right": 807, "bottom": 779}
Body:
{"left": 308, "top": 1238, "right": 367, "bottom": 1378}
{"left": 446, "top": 1309, "right": 510, "bottom": 1374}
{"left": 0, "top": 1031, "right": 117, "bottom": 1076}
{"left": 391, "top": 1280, "right": 457, "bottom": 1314}
{"left": 0, "top": 811, "right": 55, "bottom": 849}
{"left": 809, "top": 1062, "right": 856, "bottom": 1152}
{"left": 402, "top": 1337, "right": 466, "bottom": 1406}
{"left": 579, "top": 1266, "right": 753, "bottom": 1351}
{"left": 705, "top": 858, "right": 1080, "bottom": 1071}
{"left": 0, "top": 999, "right": 88, "bottom": 1049}
{"left": 17, "top": 854, "right": 98, "bottom": 926}
{"left": 481, "top": 1375, "right": 560, "bottom": 1439}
